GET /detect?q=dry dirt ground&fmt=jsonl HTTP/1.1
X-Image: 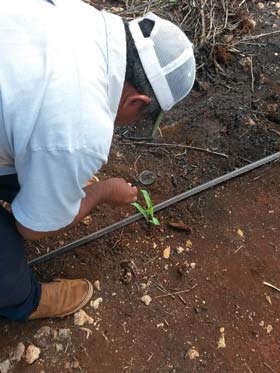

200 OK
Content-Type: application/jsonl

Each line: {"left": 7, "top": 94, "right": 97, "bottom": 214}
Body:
{"left": 1, "top": 1, "right": 280, "bottom": 372}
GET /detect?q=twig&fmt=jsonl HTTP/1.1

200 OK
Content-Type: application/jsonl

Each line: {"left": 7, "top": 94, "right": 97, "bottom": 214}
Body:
{"left": 264, "top": 362, "right": 276, "bottom": 373}
{"left": 121, "top": 142, "right": 229, "bottom": 159}
{"left": 263, "top": 281, "right": 280, "bottom": 293}
{"left": 245, "top": 362, "right": 253, "bottom": 373}
{"left": 250, "top": 56, "right": 255, "bottom": 93}
{"left": 155, "top": 284, "right": 198, "bottom": 299}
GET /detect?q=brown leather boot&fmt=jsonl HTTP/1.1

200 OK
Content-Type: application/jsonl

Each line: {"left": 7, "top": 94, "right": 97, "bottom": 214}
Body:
{"left": 29, "top": 279, "right": 93, "bottom": 320}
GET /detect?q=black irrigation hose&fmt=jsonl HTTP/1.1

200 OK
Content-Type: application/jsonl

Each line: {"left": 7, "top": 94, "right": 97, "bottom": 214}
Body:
{"left": 29, "top": 152, "right": 280, "bottom": 266}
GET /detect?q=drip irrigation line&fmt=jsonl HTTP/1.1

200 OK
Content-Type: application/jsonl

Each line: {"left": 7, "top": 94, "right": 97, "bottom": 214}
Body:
{"left": 29, "top": 152, "right": 280, "bottom": 266}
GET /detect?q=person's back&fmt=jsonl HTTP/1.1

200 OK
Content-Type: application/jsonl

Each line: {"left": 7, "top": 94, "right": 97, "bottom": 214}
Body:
{"left": 0, "top": 0, "right": 195, "bottom": 322}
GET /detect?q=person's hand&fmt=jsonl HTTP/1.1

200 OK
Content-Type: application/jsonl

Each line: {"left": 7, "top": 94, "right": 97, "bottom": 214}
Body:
{"left": 101, "top": 178, "right": 138, "bottom": 206}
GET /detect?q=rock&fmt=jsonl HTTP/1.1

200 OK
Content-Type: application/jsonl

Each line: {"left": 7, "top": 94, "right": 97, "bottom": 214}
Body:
{"left": 257, "top": 2, "right": 264, "bottom": 9}
{"left": 163, "top": 246, "right": 171, "bottom": 259}
{"left": 0, "top": 360, "right": 10, "bottom": 373}
{"left": 141, "top": 295, "right": 152, "bottom": 306}
{"left": 58, "top": 328, "right": 71, "bottom": 339}
{"left": 90, "top": 298, "right": 103, "bottom": 310}
{"left": 11, "top": 342, "right": 25, "bottom": 362}
{"left": 55, "top": 343, "right": 64, "bottom": 353}
{"left": 186, "top": 348, "right": 199, "bottom": 360}
{"left": 259, "top": 320, "right": 265, "bottom": 327}
{"left": 185, "top": 240, "right": 192, "bottom": 250}
{"left": 34, "top": 326, "right": 51, "bottom": 339}
{"left": 190, "top": 263, "right": 196, "bottom": 269}
{"left": 176, "top": 246, "right": 184, "bottom": 254}
{"left": 276, "top": 2, "right": 280, "bottom": 8}
{"left": 81, "top": 215, "right": 92, "bottom": 226}
{"left": 94, "top": 280, "right": 101, "bottom": 291}
{"left": 74, "top": 310, "right": 94, "bottom": 326}
{"left": 25, "top": 344, "right": 41, "bottom": 365}
{"left": 237, "top": 228, "right": 244, "bottom": 238}
{"left": 266, "top": 325, "right": 273, "bottom": 334}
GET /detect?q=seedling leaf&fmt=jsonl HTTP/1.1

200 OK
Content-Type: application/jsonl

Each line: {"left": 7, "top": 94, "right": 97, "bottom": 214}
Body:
{"left": 131, "top": 189, "right": 160, "bottom": 226}
{"left": 131, "top": 202, "right": 149, "bottom": 221}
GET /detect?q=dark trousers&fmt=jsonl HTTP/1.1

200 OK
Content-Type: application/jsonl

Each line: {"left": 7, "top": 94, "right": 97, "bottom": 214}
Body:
{"left": 0, "top": 174, "right": 41, "bottom": 320}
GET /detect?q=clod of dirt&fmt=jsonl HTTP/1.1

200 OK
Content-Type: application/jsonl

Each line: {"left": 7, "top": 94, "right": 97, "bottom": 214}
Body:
{"left": 74, "top": 310, "right": 94, "bottom": 326}
{"left": 0, "top": 359, "right": 10, "bottom": 373}
{"left": 25, "top": 344, "right": 41, "bottom": 365}
{"left": 177, "top": 261, "right": 190, "bottom": 277}
{"left": 11, "top": 342, "right": 25, "bottom": 362}
{"left": 33, "top": 326, "right": 51, "bottom": 348}
{"left": 58, "top": 328, "right": 71, "bottom": 340}
{"left": 163, "top": 246, "right": 171, "bottom": 259}
{"left": 217, "top": 328, "right": 226, "bottom": 349}
{"left": 120, "top": 260, "right": 137, "bottom": 284}
{"left": 141, "top": 295, "right": 152, "bottom": 306}
{"left": 245, "top": 118, "right": 256, "bottom": 126}
{"left": 34, "top": 326, "right": 51, "bottom": 339}
{"left": 266, "top": 104, "right": 279, "bottom": 113}
{"left": 90, "top": 297, "right": 103, "bottom": 310}
{"left": 186, "top": 348, "right": 199, "bottom": 360}
{"left": 168, "top": 222, "right": 192, "bottom": 234}
{"left": 94, "top": 280, "right": 101, "bottom": 291}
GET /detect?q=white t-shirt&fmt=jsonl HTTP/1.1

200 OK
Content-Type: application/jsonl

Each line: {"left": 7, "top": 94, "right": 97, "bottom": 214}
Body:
{"left": 0, "top": 0, "right": 126, "bottom": 231}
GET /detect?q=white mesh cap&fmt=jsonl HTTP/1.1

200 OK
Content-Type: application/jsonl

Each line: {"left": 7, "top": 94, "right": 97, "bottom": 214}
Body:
{"left": 129, "top": 12, "right": 196, "bottom": 112}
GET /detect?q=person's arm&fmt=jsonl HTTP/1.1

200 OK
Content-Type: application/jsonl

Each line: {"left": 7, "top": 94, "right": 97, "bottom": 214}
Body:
{"left": 16, "top": 178, "right": 138, "bottom": 241}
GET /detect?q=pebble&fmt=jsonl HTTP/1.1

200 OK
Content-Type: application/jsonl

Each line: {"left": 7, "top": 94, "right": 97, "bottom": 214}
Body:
{"left": 74, "top": 310, "right": 94, "bottom": 326}
{"left": 176, "top": 246, "right": 184, "bottom": 254}
{"left": 25, "top": 344, "right": 41, "bottom": 364}
{"left": 11, "top": 342, "right": 25, "bottom": 362}
{"left": 185, "top": 240, "right": 192, "bottom": 249}
{"left": 90, "top": 297, "right": 103, "bottom": 310}
{"left": 186, "top": 348, "right": 199, "bottom": 360}
{"left": 55, "top": 343, "right": 64, "bottom": 353}
{"left": 0, "top": 360, "right": 10, "bottom": 373}
{"left": 58, "top": 328, "right": 71, "bottom": 339}
{"left": 266, "top": 325, "right": 273, "bottom": 334}
{"left": 94, "top": 280, "right": 101, "bottom": 291}
{"left": 257, "top": 2, "right": 265, "bottom": 9}
{"left": 141, "top": 295, "right": 152, "bottom": 306}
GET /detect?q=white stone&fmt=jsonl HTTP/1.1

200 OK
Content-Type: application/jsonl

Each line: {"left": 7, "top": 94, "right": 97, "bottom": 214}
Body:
{"left": 74, "top": 310, "right": 94, "bottom": 326}
{"left": 90, "top": 297, "right": 103, "bottom": 310}
{"left": 25, "top": 344, "right": 41, "bottom": 364}
{"left": 141, "top": 295, "right": 152, "bottom": 306}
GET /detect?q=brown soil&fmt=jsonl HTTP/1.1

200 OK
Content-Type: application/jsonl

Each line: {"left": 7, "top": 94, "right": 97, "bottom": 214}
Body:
{"left": 1, "top": 1, "right": 280, "bottom": 372}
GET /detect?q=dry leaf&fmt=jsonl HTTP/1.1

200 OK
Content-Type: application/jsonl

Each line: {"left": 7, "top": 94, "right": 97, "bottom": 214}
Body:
{"left": 168, "top": 222, "right": 192, "bottom": 233}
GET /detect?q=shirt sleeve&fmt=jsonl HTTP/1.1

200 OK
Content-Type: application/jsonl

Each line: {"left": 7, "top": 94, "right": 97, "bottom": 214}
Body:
{"left": 12, "top": 148, "right": 106, "bottom": 232}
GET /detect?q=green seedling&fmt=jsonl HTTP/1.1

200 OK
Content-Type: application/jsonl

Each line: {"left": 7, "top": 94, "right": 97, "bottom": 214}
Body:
{"left": 132, "top": 189, "right": 160, "bottom": 225}
{"left": 152, "top": 110, "right": 164, "bottom": 137}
